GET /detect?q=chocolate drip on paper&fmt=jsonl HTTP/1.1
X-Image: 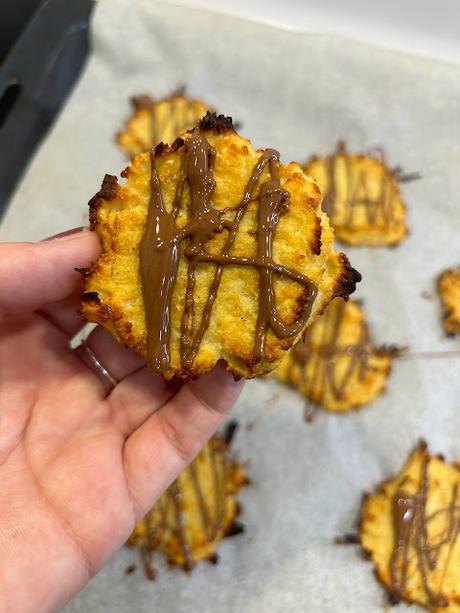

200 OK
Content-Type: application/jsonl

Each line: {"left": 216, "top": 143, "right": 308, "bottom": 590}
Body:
{"left": 140, "top": 121, "right": 317, "bottom": 374}
{"left": 397, "top": 348, "right": 460, "bottom": 361}
{"left": 335, "top": 533, "right": 360, "bottom": 545}
{"left": 389, "top": 450, "right": 460, "bottom": 606}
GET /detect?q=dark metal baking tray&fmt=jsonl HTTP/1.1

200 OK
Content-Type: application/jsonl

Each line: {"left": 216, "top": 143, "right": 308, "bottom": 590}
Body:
{"left": 0, "top": 0, "right": 94, "bottom": 220}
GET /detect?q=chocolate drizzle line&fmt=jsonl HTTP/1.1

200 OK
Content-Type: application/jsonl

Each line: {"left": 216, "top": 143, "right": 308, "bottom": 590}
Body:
{"left": 289, "top": 299, "right": 374, "bottom": 404}
{"left": 320, "top": 142, "right": 407, "bottom": 233}
{"left": 389, "top": 450, "right": 460, "bottom": 606}
{"left": 137, "top": 434, "right": 245, "bottom": 575}
{"left": 140, "top": 119, "right": 318, "bottom": 374}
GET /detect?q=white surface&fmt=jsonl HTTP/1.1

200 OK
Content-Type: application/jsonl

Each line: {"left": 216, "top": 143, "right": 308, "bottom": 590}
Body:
{"left": 171, "top": 0, "right": 460, "bottom": 62}
{"left": 2, "top": 1, "right": 460, "bottom": 611}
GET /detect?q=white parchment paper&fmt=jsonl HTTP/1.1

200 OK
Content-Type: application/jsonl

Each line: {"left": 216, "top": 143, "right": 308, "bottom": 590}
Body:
{"left": 2, "top": 1, "right": 460, "bottom": 611}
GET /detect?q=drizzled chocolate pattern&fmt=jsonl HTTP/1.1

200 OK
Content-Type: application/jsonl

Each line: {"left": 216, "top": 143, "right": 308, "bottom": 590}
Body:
{"left": 140, "top": 116, "right": 318, "bottom": 374}
{"left": 389, "top": 449, "right": 460, "bottom": 606}
{"left": 323, "top": 142, "right": 396, "bottom": 229}
{"left": 133, "top": 92, "right": 209, "bottom": 148}
{"left": 134, "top": 433, "right": 246, "bottom": 578}
{"left": 289, "top": 299, "right": 372, "bottom": 404}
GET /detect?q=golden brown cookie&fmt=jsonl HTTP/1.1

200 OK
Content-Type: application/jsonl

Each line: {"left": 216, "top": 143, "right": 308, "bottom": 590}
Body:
{"left": 360, "top": 442, "right": 460, "bottom": 612}
{"left": 438, "top": 266, "right": 460, "bottom": 336}
{"left": 116, "top": 91, "right": 210, "bottom": 156}
{"left": 81, "top": 113, "right": 360, "bottom": 380}
{"left": 306, "top": 143, "right": 410, "bottom": 246}
{"left": 276, "top": 297, "right": 393, "bottom": 412}
{"left": 128, "top": 425, "right": 248, "bottom": 576}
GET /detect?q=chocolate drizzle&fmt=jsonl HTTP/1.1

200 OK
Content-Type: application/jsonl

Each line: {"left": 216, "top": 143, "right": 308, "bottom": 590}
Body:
{"left": 389, "top": 450, "right": 460, "bottom": 606}
{"left": 289, "top": 299, "right": 373, "bottom": 404}
{"left": 136, "top": 434, "right": 246, "bottom": 576}
{"left": 320, "top": 142, "right": 401, "bottom": 233}
{"left": 140, "top": 118, "right": 318, "bottom": 374}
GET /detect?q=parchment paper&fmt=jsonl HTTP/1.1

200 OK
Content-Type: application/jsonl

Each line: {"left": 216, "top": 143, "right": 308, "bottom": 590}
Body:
{"left": 2, "top": 1, "right": 460, "bottom": 611}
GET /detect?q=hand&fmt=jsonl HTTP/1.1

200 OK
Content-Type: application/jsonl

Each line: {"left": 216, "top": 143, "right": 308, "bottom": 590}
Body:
{"left": 0, "top": 228, "right": 243, "bottom": 613}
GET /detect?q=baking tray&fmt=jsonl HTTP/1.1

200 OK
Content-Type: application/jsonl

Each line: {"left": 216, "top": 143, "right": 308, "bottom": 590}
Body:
{"left": 3, "top": 2, "right": 460, "bottom": 611}
{"left": 0, "top": 0, "right": 94, "bottom": 218}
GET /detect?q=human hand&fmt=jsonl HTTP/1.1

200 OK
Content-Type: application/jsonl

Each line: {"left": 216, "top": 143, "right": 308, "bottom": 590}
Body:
{"left": 0, "top": 227, "right": 243, "bottom": 612}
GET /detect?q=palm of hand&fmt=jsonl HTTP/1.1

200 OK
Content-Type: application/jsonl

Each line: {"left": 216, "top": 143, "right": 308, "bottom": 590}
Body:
{"left": 2, "top": 313, "right": 139, "bottom": 584}
{"left": 0, "top": 235, "right": 241, "bottom": 612}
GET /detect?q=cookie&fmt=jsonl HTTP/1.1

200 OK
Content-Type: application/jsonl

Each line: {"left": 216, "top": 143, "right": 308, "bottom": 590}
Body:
{"left": 306, "top": 143, "right": 409, "bottom": 246}
{"left": 116, "top": 91, "right": 210, "bottom": 156}
{"left": 81, "top": 114, "right": 360, "bottom": 379}
{"left": 128, "top": 425, "right": 247, "bottom": 575}
{"left": 360, "top": 442, "right": 460, "bottom": 611}
{"left": 438, "top": 266, "right": 460, "bottom": 336}
{"left": 276, "top": 298, "right": 393, "bottom": 412}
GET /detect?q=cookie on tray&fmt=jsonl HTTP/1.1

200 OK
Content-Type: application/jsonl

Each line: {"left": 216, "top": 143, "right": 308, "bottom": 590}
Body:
{"left": 360, "top": 441, "right": 460, "bottom": 612}
{"left": 81, "top": 113, "right": 360, "bottom": 380}
{"left": 116, "top": 90, "right": 210, "bottom": 156}
{"left": 438, "top": 266, "right": 460, "bottom": 336}
{"left": 276, "top": 297, "right": 393, "bottom": 412}
{"left": 128, "top": 425, "right": 248, "bottom": 576}
{"left": 305, "top": 143, "right": 409, "bottom": 247}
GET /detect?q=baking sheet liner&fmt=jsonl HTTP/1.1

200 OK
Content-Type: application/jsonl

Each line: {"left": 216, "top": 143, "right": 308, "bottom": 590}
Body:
{"left": 2, "top": 1, "right": 460, "bottom": 611}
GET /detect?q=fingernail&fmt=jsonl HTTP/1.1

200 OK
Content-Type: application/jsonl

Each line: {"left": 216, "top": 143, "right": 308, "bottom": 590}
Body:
{"left": 41, "top": 227, "right": 90, "bottom": 242}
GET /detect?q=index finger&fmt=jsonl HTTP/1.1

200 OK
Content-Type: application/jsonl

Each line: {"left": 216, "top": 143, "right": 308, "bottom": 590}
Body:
{"left": 0, "top": 228, "right": 100, "bottom": 318}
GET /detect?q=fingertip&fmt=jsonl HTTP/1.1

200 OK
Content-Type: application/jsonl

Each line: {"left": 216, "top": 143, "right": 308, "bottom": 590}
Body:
{"left": 0, "top": 229, "right": 101, "bottom": 314}
{"left": 40, "top": 226, "right": 101, "bottom": 254}
{"left": 38, "top": 228, "right": 101, "bottom": 277}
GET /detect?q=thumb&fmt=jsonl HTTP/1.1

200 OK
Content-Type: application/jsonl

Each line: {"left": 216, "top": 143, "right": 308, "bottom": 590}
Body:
{"left": 123, "top": 365, "right": 244, "bottom": 519}
{"left": 0, "top": 227, "right": 100, "bottom": 316}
